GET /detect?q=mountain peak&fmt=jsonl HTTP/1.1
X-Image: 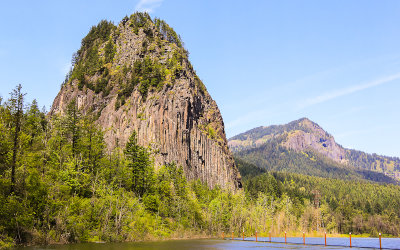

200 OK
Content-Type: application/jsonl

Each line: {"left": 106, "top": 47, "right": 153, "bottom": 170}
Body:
{"left": 228, "top": 118, "right": 400, "bottom": 182}
{"left": 229, "top": 118, "right": 345, "bottom": 163}
{"left": 297, "top": 117, "right": 313, "bottom": 126}
{"left": 297, "top": 117, "right": 311, "bottom": 122}
{"left": 290, "top": 117, "right": 322, "bottom": 131}
{"left": 50, "top": 13, "right": 242, "bottom": 190}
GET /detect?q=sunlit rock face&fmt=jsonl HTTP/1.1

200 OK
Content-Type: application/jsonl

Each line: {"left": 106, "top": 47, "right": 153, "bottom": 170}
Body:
{"left": 50, "top": 14, "right": 242, "bottom": 190}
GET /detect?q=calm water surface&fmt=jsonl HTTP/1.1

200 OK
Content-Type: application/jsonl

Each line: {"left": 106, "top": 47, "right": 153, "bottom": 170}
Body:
{"left": 17, "top": 237, "right": 400, "bottom": 250}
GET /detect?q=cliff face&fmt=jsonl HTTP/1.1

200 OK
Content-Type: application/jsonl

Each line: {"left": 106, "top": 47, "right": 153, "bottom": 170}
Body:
{"left": 50, "top": 13, "right": 241, "bottom": 190}
{"left": 282, "top": 118, "right": 347, "bottom": 164}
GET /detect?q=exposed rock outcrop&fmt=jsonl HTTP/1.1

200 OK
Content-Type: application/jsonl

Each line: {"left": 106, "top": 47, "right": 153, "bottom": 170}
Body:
{"left": 283, "top": 118, "right": 347, "bottom": 164}
{"left": 50, "top": 13, "right": 242, "bottom": 190}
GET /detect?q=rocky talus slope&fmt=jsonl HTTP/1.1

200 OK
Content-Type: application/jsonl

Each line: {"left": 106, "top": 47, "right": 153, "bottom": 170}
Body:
{"left": 50, "top": 13, "right": 241, "bottom": 190}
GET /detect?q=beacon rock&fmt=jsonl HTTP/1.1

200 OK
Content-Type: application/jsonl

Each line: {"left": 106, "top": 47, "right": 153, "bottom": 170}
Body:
{"left": 50, "top": 14, "right": 242, "bottom": 190}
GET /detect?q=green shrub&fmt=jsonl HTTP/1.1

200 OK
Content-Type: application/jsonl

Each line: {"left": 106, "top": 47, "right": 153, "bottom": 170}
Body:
{"left": 139, "top": 79, "right": 150, "bottom": 99}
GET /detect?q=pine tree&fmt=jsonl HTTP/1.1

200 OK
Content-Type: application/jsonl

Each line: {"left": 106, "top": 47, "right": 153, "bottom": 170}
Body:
{"left": 7, "top": 84, "right": 25, "bottom": 194}
{"left": 65, "top": 99, "right": 81, "bottom": 158}
{"left": 0, "top": 99, "right": 10, "bottom": 175}
{"left": 124, "top": 131, "right": 153, "bottom": 197}
{"left": 81, "top": 115, "right": 105, "bottom": 172}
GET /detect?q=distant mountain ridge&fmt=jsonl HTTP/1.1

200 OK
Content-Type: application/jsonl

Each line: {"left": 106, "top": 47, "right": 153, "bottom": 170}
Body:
{"left": 229, "top": 118, "right": 400, "bottom": 182}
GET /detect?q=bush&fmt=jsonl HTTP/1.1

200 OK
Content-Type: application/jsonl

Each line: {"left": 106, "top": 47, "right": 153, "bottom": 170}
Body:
{"left": 139, "top": 79, "right": 150, "bottom": 99}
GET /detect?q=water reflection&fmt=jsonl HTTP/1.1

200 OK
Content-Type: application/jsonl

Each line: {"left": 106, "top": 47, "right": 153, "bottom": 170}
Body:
{"left": 16, "top": 238, "right": 400, "bottom": 250}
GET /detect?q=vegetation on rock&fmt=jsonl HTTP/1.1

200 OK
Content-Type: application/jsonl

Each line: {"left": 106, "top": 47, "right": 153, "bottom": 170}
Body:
{"left": 51, "top": 12, "right": 240, "bottom": 192}
{"left": 64, "top": 12, "right": 191, "bottom": 109}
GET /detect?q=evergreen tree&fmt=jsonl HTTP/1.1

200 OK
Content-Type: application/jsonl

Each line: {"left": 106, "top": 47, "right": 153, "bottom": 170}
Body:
{"left": 65, "top": 99, "right": 81, "bottom": 158}
{"left": 124, "top": 131, "right": 153, "bottom": 197}
{"left": 7, "top": 84, "right": 25, "bottom": 194}
{"left": 0, "top": 100, "right": 10, "bottom": 175}
{"left": 81, "top": 115, "right": 105, "bottom": 173}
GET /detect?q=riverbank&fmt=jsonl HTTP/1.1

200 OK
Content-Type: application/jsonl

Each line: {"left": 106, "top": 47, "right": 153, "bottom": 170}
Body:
{"left": 13, "top": 237, "right": 400, "bottom": 250}
{"left": 0, "top": 230, "right": 217, "bottom": 249}
{"left": 3, "top": 230, "right": 395, "bottom": 249}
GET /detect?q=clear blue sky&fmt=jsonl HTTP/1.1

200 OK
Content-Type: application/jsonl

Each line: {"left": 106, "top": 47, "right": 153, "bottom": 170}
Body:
{"left": 1, "top": 0, "right": 399, "bottom": 157}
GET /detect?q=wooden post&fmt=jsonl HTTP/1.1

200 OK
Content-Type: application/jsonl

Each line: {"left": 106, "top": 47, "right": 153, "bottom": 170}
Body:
{"left": 325, "top": 232, "right": 327, "bottom": 246}
{"left": 222, "top": 231, "right": 224, "bottom": 240}
{"left": 349, "top": 232, "right": 352, "bottom": 248}
{"left": 269, "top": 231, "right": 271, "bottom": 242}
{"left": 242, "top": 228, "right": 244, "bottom": 241}
{"left": 303, "top": 232, "right": 305, "bottom": 245}
{"left": 379, "top": 233, "right": 382, "bottom": 249}
{"left": 285, "top": 231, "right": 287, "bottom": 244}
{"left": 232, "top": 231, "right": 234, "bottom": 240}
{"left": 255, "top": 231, "right": 257, "bottom": 242}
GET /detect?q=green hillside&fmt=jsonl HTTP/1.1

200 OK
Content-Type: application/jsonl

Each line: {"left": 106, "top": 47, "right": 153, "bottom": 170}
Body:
{"left": 229, "top": 118, "right": 400, "bottom": 183}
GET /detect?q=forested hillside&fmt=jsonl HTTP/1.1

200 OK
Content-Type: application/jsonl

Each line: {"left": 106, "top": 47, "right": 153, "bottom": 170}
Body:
{"left": 237, "top": 160, "right": 400, "bottom": 237}
{"left": 234, "top": 137, "right": 396, "bottom": 183}
{"left": 229, "top": 118, "right": 400, "bottom": 182}
{"left": 1, "top": 86, "right": 399, "bottom": 248}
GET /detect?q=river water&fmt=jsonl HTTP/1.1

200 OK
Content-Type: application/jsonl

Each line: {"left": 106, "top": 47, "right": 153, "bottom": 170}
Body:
{"left": 16, "top": 237, "right": 400, "bottom": 249}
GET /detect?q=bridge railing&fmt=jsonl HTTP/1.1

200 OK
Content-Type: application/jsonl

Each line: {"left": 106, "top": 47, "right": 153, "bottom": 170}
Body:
{"left": 221, "top": 231, "right": 391, "bottom": 249}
